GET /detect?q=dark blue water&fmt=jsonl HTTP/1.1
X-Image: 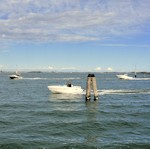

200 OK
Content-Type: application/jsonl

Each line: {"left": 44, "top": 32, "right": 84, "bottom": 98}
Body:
{"left": 0, "top": 72, "right": 150, "bottom": 149}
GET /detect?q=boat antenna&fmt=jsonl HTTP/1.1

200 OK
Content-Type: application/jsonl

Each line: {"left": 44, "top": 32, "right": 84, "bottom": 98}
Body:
{"left": 134, "top": 65, "right": 136, "bottom": 78}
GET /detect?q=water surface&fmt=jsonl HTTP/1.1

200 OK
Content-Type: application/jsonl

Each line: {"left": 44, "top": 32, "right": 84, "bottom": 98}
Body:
{"left": 0, "top": 72, "right": 150, "bottom": 148}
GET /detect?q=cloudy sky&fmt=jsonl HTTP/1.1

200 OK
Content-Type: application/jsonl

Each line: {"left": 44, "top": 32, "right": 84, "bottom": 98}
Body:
{"left": 0, "top": 0, "right": 150, "bottom": 72}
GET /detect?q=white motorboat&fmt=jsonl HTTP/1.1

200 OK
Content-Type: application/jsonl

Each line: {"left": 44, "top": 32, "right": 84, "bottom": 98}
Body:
{"left": 9, "top": 71, "right": 22, "bottom": 80}
{"left": 116, "top": 74, "right": 150, "bottom": 80}
{"left": 48, "top": 85, "right": 84, "bottom": 94}
{"left": 116, "top": 74, "right": 134, "bottom": 80}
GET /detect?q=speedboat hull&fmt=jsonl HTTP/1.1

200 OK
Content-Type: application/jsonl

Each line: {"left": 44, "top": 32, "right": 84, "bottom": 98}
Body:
{"left": 48, "top": 85, "right": 83, "bottom": 94}
{"left": 116, "top": 74, "right": 133, "bottom": 80}
{"left": 9, "top": 75, "right": 22, "bottom": 80}
{"left": 117, "top": 74, "right": 150, "bottom": 80}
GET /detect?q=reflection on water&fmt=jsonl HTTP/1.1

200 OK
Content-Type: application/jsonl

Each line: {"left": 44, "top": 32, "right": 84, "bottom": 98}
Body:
{"left": 84, "top": 101, "right": 99, "bottom": 147}
{"left": 49, "top": 93, "right": 83, "bottom": 100}
{"left": 86, "top": 100, "right": 98, "bottom": 113}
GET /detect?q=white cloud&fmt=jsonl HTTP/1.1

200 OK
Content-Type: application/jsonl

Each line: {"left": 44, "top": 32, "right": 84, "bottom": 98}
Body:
{"left": 107, "top": 67, "right": 113, "bottom": 71}
{"left": 0, "top": 65, "right": 4, "bottom": 68}
{"left": 0, "top": 0, "right": 150, "bottom": 44}
{"left": 95, "top": 67, "right": 102, "bottom": 71}
{"left": 48, "top": 66, "right": 54, "bottom": 70}
{"left": 47, "top": 66, "right": 79, "bottom": 71}
{"left": 60, "top": 67, "right": 78, "bottom": 70}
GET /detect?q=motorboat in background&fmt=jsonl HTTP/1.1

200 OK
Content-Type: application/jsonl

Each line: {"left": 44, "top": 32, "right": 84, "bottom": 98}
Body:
{"left": 116, "top": 74, "right": 134, "bottom": 80}
{"left": 117, "top": 66, "right": 138, "bottom": 80}
{"left": 116, "top": 73, "right": 150, "bottom": 80}
{"left": 9, "top": 71, "right": 22, "bottom": 80}
{"left": 48, "top": 81, "right": 84, "bottom": 94}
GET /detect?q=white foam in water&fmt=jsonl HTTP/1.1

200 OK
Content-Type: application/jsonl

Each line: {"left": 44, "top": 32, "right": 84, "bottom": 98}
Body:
{"left": 67, "top": 89, "right": 150, "bottom": 95}
{"left": 22, "top": 77, "right": 47, "bottom": 80}
{"left": 98, "top": 89, "right": 150, "bottom": 95}
{"left": 59, "top": 77, "right": 81, "bottom": 80}
{"left": 128, "top": 78, "right": 150, "bottom": 80}
{"left": 22, "top": 77, "right": 81, "bottom": 80}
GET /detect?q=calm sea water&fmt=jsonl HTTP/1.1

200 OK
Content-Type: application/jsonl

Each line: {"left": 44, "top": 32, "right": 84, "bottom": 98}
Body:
{"left": 0, "top": 72, "right": 150, "bottom": 149}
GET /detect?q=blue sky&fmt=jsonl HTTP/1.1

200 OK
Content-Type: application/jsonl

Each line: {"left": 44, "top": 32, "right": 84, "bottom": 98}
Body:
{"left": 0, "top": 0, "right": 150, "bottom": 72}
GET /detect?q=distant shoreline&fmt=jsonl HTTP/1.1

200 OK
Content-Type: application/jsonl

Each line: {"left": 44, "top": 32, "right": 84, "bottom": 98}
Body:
{"left": 1, "top": 71, "right": 150, "bottom": 74}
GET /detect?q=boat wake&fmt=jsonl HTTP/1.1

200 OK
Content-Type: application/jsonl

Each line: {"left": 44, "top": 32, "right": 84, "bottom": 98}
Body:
{"left": 98, "top": 89, "right": 150, "bottom": 95}
{"left": 48, "top": 89, "right": 150, "bottom": 100}
{"left": 49, "top": 89, "right": 150, "bottom": 98}
{"left": 128, "top": 78, "right": 150, "bottom": 80}
{"left": 22, "top": 77, "right": 48, "bottom": 80}
{"left": 22, "top": 77, "right": 81, "bottom": 80}
{"left": 81, "top": 89, "right": 150, "bottom": 95}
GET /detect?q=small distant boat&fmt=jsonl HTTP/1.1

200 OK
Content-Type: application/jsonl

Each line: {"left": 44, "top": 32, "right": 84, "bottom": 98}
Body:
{"left": 48, "top": 82, "right": 84, "bottom": 94}
{"left": 9, "top": 71, "right": 22, "bottom": 80}
{"left": 117, "top": 66, "right": 138, "bottom": 80}
{"left": 116, "top": 73, "right": 150, "bottom": 80}
{"left": 116, "top": 74, "right": 133, "bottom": 80}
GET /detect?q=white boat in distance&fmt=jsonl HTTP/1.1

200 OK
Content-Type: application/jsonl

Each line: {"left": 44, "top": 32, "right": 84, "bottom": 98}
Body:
{"left": 116, "top": 74, "right": 134, "bottom": 80}
{"left": 9, "top": 71, "right": 22, "bottom": 80}
{"left": 48, "top": 84, "right": 84, "bottom": 94}
{"left": 116, "top": 74, "right": 150, "bottom": 80}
